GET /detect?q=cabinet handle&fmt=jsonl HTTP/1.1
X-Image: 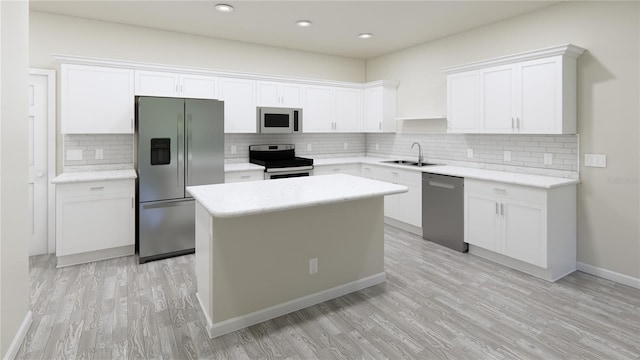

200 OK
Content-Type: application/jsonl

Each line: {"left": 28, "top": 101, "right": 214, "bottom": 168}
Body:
{"left": 517, "top": 117, "right": 521, "bottom": 130}
{"left": 333, "top": 168, "right": 341, "bottom": 172}
{"left": 496, "top": 202, "right": 499, "bottom": 215}
{"left": 181, "top": 84, "right": 183, "bottom": 93}
{"left": 132, "top": 197, "right": 134, "bottom": 209}
{"left": 501, "top": 203, "right": 505, "bottom": 215}
{"left": 494, "top": 188, "right": 506, "bottom": 193}
{"left": 511, "top": 118, "right": 515, "bottom": 129}
{"left": 131, "top": 118, "right": 134, "bottom": 130}
{"left": 379, "top": 122, "right": 382, "bottom": 130}
{"left": 176, "top": 84, "right": 179, "bottom": 93}
{"left": 90, "top": 186, "right": 104, "bottom": 191}
{"left": 391, "top": 172, "right": 399, "bottom": 176}
{"left": 240, "top": 175, "right": 251, "bottom": 179}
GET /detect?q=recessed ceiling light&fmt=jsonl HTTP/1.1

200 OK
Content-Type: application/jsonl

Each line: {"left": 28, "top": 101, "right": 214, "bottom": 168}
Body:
{"left": 215, "top": 4, "right": 234, "bottom": 12}
{"left": 358, "top": 33, "right": 373, "bottom": 39}
{"left": 296, "top": 20, "right": 312, "bottom": 27}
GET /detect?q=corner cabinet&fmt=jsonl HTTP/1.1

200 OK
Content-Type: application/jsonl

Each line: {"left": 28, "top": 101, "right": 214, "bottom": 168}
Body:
{"left": 464, "top": 178, "right": 577, "bottom": 281}
{"left": 444, "top": 44, "right": 585, "bottom": 134}
{"left": 61, "top": 64, "right": 135, "bottom": 134}
{"left": 363, "top": 81, "right": 398, "bottom": 133}
{"left": 55, "top": 178, "right": 135, "bottom": 267}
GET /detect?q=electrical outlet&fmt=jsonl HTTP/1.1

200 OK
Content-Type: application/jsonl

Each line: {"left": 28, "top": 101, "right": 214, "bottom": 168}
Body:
{"left": 585, "top": 153, "right": 607, "bottom": 168}
{"left": 230, "top": 145, "right": 237, "bottom": 155}
{"left": 95, "top": 149, "right": 103, "bottom": 160}
{"left": 309, "top": 258, "right": 318, "bottom": 275}
{"left": 467, "top": 149, "right": 474, "bottom": 158}
{"left": 307, "top": 143, "right": 312, "bottom": 152}
{"left": 375, "top": 143, "right": 379, "bottom": 151}
{"left": 504, "top": 151, "right": 511, "bottom": 162}
{"left": 66, "top": 149, "right": 82, "bottom": 161}
{"left": 544, "top": 153, "right": 553, "bottom": 165}
{"left": 343, "top": 142, "right": 348, "bottom": 150}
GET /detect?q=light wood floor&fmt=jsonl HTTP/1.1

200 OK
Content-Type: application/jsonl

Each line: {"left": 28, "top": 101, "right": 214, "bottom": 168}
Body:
{"left": 17, "top": 226, "right": 640, "bottom": 359}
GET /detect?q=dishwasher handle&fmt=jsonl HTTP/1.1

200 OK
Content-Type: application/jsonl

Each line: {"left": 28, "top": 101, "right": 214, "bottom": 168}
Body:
{"left": 427, "top": 181, "right": 457, "bottom": 190}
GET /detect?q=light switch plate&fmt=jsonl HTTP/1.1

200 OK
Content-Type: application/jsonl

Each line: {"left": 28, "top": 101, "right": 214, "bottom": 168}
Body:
{"left": 307, "top": 143, "right": 312, "bottom": 152}
{"left": 504, "top": 151, "right": 511, "bottom": 162}
{"left": 544, "top": 153, "right": 553, "bottom": 165}
{"left": 67, "top": 149, "right": 83, "bottom": 161}
{"left": 375, "top": 143, "right": 380, "bottom": 151}
{"left": 585, "top": 153, "right": 607, "bottom": 168}
{"left": 95, "top": 149, "right": 103, "bottom": 160}
{"left": 467, "top": 149, "right": 473, "bottom": 158}
{"left": 230, "top": 145, "right": 237, "bottom": 155}
{"left": 343, "top": 142, "right": 348, "bottom": 150}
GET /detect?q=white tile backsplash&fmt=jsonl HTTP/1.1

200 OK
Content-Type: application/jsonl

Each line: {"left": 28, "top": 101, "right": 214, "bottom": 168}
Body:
{"left": 63, "top": 131, "right": 578, "bottom": 178}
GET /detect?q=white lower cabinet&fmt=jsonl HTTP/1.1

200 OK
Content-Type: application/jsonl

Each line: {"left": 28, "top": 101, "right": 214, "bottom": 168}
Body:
{"left": 360, "top": 164, "right": 421, "bottom": 229}
{"left": 56, "top": 179, "right": 135, "bottom": 266}
{"left": 464, "top": 178, "right": 576, "bottom": 281}
{"left": 225, "top": 170, "right": 264, "bottom": 183}
{"left": 313, "top": 163, "right": 360, "bottom": 176}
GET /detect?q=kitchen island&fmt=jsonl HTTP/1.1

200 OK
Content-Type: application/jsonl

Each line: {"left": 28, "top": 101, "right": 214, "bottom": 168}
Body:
{"left": 187, "top": 174, "right": 407, "bottom": 338}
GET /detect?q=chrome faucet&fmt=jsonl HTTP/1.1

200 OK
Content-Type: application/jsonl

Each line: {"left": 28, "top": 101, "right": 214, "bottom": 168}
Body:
{"left": 411, "top": 142, "right": 423, "bottom": 165}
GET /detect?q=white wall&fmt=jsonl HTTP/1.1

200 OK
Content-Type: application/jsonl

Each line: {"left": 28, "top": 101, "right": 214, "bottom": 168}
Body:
{"left": 29, "top": 11, "right": 365, "bottom": 82}
{"left": 367, "top": 1, "right": 640, "bottom": 279}
{"left": 0, "top": 0, "right": 30, "bottom": 356}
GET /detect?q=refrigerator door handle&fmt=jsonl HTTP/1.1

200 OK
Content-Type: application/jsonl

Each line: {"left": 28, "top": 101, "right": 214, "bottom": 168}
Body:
{"left": 177, "top": 114, "right": 184, "bottom": 189}
{"left": 186, "top": 113, "right": 193, "bottom": 185}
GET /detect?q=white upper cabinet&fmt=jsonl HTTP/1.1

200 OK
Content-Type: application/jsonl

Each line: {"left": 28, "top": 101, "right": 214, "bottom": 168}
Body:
{"left": 363, "top": 81, "right": 398, "bottom": 133}
{"left": 218, "top": 77, "right": 257, "bottom": 133}
{"left": 447, "top": 71, "right": 479, "bottom": 133}
{"left": 333, "top": 87, "right": 362, "bottom": 132}
{"left": 135, "top": 70, "right": 218, "bottom": 99}
{"left": 303, "top": 85, "right": 333, "bottom": 132}
{"left": 444, "top": 44, "right": 584, "bottom": 134}
{"left": 61, "top": 64, "right": 135, "bottom": 134}
{"left": 256, "top": 81, "right": 303, "bottom": 108}
{"left": 303, "top": 85, "right": 363, "bottom": 133}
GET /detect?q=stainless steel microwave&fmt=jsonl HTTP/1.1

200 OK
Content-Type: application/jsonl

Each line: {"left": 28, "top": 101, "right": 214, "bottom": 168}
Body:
{"left": 257, "top": 107, "right": 302, "bottom": 134}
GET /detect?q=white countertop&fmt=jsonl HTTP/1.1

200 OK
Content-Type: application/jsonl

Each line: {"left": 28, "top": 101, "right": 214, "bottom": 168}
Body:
{"left": 187, "top": 174, "right": 408, "bottom": 218}
{"left": 52, "top": 169, "right": 137, "bottom": 184}
{"left": 224, "top": 162, "right": 264, "bottom": 172}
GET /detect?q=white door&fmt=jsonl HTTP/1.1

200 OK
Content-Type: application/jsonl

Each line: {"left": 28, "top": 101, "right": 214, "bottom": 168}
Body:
{"left": 28, "top": 72, "right": 50, "bottom": 255}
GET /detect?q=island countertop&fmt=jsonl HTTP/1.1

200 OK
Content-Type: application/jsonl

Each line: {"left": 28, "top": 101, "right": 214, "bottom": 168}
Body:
{"left": 187, "top": 174, "right": 408, "bottom": 218}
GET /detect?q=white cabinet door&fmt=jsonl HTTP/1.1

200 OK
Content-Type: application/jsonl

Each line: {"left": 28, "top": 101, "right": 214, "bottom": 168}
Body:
{"left": 396, "top": 177, "right": 422, "bottom": 227}
{"left": 257, "top": 81, "right": 303, "bottom": 107}
{"left": 465, "top": 192, "right": 501, "bottom": 252}
{"left": 313, "top": 164, "right": 360, "bottom": 176}
{"left": 56, "top": 180, "right": 134, "bottom": 256}
{"left": 219, "top": 77, "right": 257, "bottom": 133}
{"left": 517, "top": 57, "right": 561, "bottom": 134}
{"left": 363, "top": 86, "right": 383, "bottom": 132}
{"left": 502, "top": 198, "right": 546, "bottom": 267}
{"left": 135, "top": 70, "right": 180, "bottom": 97}
{"left": 225, "top": 170, "right": 264, "bottom": 183}
{"left": 61, "top": 64, "right": 134, "bottom": 134}
{"left": 181, "top": 74, "right": 218, "bottom": 99}
{"left": 135, "top": 70, "right": 217, "bottom": 99}
{"left": 334, "top": 87, "right": 362, "bottom": 132}
{"left": 303, "top": 86, "right": 333, "bottom": 132}
{"left": 480, "top": 64, "right": 516, "bottom": 133}
{"left": 447, "top": 71, "right": 479, "bottom": 133}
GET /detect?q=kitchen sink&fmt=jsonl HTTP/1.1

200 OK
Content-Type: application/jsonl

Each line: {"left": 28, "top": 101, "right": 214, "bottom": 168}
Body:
{"left": 381, "top": 160, "right": 439, "bottom": 167}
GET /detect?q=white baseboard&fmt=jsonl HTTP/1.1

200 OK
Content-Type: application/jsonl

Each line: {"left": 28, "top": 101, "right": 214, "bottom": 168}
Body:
{"left": 577, "top": 262, "right": 640, "bottom": 289}
{"left": 2, "top": 311, "right": 32, "bottom": 360}
{"left": 199, "top": 272, "right": 386, "bottom": 338}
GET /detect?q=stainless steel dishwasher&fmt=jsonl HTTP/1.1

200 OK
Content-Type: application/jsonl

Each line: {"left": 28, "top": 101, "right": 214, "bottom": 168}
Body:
{"left": 422, "top": 173, "right": 468, "bottom": 252}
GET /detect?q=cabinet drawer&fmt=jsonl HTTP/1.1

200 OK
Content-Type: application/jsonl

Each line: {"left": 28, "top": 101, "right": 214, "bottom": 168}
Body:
{"left": 465, "top": 179, "right": 545, "bottom": 204}
{"left": 378, "top": 167, "right": 421, "bottom": 185}
{"left": 225, "top": 171, "right": 264, "bottom": 183}
{"left": 56, "top": 179, "right": 134, "bottom": 197}
{"left": 314, "top": 164, "right": 360, "bottom": 176}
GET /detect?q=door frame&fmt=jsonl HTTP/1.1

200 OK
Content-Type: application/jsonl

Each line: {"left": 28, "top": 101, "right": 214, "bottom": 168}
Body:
{"left": 29, "top": 68, "right": 56, "bottom": 253}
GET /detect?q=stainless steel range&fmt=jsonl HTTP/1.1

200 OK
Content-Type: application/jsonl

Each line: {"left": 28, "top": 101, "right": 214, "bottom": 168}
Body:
{"left": 249, "top": 144, "right": 314, "bottom": 179}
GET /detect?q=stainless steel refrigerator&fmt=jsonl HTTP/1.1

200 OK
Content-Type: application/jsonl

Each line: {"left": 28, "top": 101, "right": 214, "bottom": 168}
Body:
{"left": 136, "top": 96, "right": 224, "bottom": 263}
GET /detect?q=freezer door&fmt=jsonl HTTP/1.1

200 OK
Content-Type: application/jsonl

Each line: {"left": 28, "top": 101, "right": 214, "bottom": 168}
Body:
{"left": 137, "top": 97, "right": 185, "bottom": 202}
{"left": 138, "top": 199, "right": 195, "bottom": 263}
{"left": 185, "top": 99, "right": 225, "bottom": 192}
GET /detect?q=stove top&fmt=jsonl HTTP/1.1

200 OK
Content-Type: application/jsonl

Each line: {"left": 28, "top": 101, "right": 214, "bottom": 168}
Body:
{"left": 249, "top": 144, "right": 313, "bottom": 170}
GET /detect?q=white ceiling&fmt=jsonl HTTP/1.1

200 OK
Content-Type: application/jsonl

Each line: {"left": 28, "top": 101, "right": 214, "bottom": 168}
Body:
{"left": 29, "top": 0, "right": 559, "bottom": 59}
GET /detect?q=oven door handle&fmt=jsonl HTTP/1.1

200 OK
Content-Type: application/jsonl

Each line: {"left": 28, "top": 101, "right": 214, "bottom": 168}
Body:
{"left": 265, "top": 165, "right": 314, "bottom": 173}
